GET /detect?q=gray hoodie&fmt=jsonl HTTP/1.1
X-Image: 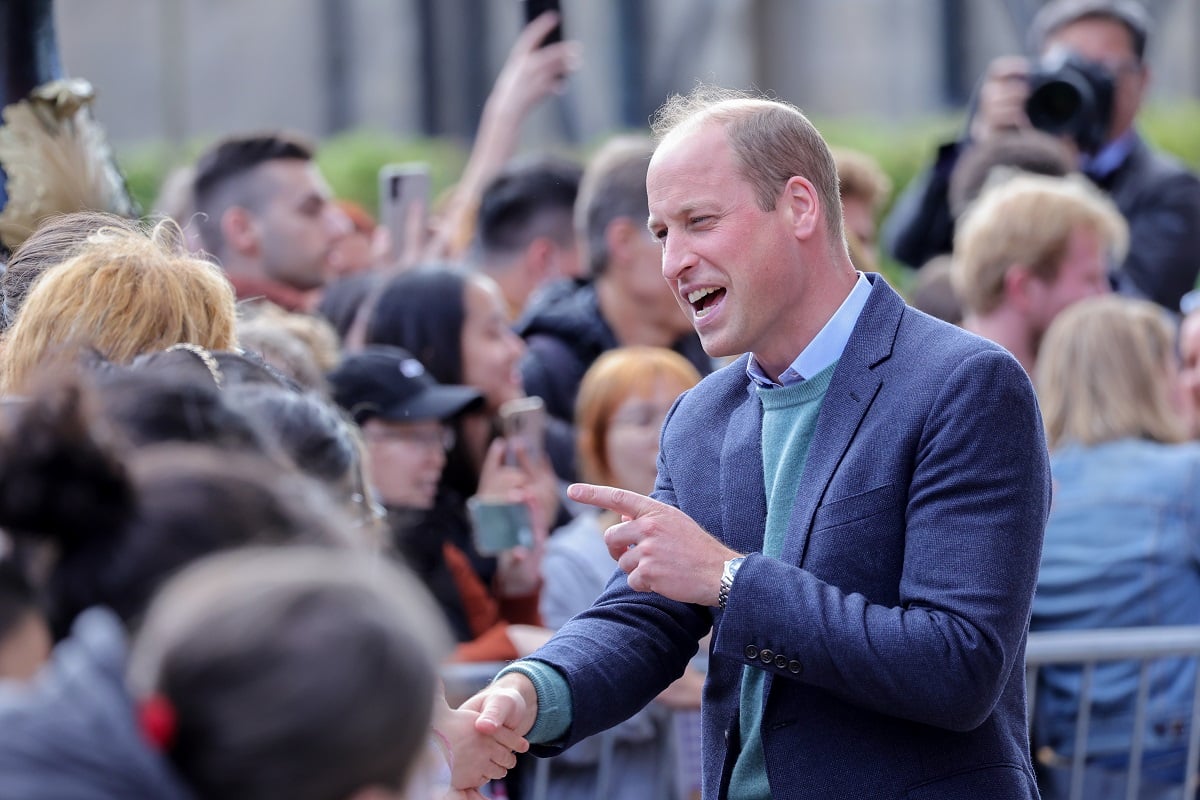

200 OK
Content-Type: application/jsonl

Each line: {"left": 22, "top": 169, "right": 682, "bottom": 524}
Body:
{"left": 0, "top": 607, "right": 193, "bottom": 799}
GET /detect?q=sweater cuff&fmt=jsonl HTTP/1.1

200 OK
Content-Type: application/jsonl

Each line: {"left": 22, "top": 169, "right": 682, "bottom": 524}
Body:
{"left": 495, "top": 660, "right": 573, "bottom": 744}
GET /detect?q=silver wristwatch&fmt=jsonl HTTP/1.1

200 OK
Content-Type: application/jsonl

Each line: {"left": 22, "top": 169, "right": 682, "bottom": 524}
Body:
{"left": 718, "top": 556, "right": 746, "bottom": 609}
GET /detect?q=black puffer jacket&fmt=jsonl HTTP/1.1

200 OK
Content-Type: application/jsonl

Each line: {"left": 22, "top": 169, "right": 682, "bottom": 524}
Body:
{"left": 517, "top": 279, "right": 712, "bottom": 424}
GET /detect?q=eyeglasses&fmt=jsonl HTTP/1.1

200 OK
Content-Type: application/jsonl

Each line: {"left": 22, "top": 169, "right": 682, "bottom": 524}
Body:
{"left": 609, "top": 404, "right": 672, "bottom": 430}
{"left": 365, "top": 425, "right": 456, "bottom": 451}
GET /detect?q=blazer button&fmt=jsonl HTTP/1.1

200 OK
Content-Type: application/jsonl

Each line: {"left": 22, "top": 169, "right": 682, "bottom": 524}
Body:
{"left": 744, "top": 645, "right": 759, "bottom": 660}
{"left": 759, "top": 648, "right": 774, "bottom": 664}
{"left": 788, "top": 660, "right": 803, "bottom": 674}
{"left": 774, "top": 654, "right": 788, "bottom": 669}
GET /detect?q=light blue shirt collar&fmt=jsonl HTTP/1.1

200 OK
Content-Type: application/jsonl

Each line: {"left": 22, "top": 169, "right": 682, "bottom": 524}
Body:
{"left": 1080, "top": 129, "right": 1137, "bottom": 180}
{"left": 747, "top": 272, "right": 872, "bottom": 388}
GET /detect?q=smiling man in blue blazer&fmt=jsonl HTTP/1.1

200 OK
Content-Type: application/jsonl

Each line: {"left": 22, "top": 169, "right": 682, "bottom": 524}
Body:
{"left": 461, "top": 87, "right": 1051, "bottom": 800}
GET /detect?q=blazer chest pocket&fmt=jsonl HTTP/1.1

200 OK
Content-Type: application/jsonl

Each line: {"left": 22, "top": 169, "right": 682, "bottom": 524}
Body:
{"left": 811, "top": 482, "right": 900, "bottom": 531}
{"left": 805, "top": 482, "right": 905, "bottom": 600}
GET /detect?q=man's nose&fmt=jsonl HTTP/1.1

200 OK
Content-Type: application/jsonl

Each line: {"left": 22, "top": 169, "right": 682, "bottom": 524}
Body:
{"left": 661, "top": 238, "right": 696, "bottom": 281}
{"left": 326, "top": 205, "right": 354, "bottom": 238}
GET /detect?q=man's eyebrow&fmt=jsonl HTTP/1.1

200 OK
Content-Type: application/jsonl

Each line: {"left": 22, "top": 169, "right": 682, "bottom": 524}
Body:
{"left": 647, "top": 204, "right": 700, "bottom": 230}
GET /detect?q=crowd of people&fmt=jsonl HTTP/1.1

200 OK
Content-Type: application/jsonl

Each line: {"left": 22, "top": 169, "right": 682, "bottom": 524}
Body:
{"left": 1, "top": 0, "right": 1199, "bottom": 799}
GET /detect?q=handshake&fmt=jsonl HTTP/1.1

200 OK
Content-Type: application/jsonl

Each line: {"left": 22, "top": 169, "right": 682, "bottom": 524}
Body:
{"left": 431, "top": 673, "right": 537, "bottom": 797}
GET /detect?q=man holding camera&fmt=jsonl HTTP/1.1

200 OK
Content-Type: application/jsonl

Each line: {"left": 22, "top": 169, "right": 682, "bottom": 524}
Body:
{"left": 884, "top": 0, "right": 1200, "bottom": 312}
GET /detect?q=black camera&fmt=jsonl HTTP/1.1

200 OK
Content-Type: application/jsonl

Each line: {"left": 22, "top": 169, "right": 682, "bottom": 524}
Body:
{"left": 1025, "top": 52, "right": 1115, "bottom": 155}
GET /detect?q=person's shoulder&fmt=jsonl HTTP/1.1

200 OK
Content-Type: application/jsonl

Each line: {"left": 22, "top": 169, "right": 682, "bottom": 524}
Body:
{"left": 1058, "top": 439, "right": 1200, "bottom": 500}
{"left": 517, "top": 280, "right": 600, "bottom": 337}
{"left": 658, "top": 356, "right": 752, "bottom": 441}
{"left": 896, "top": 303, "right": 1013, "bottom": 368}
{"left": 679, "top": 355, "right": 752, "bottom": 401}
{"left": 1121, "top": 139, "right": 1200, "bottom": 191}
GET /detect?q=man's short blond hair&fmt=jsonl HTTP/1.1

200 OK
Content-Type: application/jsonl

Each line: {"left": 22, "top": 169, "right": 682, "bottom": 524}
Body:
{"left": 651, "top": 86, "right": 843, "bottom": 243}
{"left": 952, "top": 173, "right": 1127, "bottom": 315}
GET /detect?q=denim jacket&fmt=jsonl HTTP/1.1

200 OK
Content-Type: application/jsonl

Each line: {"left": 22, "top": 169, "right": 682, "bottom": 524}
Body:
{"left": 1032, "top": 438, "right": 1200, "bottom": 757}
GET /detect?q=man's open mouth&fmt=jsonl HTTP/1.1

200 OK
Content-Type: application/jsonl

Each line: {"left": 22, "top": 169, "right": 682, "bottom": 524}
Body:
{"left": 687, "top": 287, "right": 725, "bottom": 318}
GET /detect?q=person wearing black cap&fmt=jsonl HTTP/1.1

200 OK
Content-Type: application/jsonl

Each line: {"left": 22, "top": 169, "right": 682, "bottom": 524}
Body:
{"left": 330, "top": 345, "right": 552, "bottom": 667}
{"left": 331, "top": 345, "right": 484, "bottom": 512}
{"left": 883, "top": 0, "right": 1200, "bottom": 313}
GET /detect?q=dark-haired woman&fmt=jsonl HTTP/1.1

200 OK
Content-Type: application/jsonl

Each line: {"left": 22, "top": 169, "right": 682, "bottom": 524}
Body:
{"left": 364, "top": 265, "right": 566, "bottom": 663}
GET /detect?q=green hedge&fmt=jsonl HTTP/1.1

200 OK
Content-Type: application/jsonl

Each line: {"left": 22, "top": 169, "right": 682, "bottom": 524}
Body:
{"left": 117, "top": 99, "right": 1200, "bottom": 290}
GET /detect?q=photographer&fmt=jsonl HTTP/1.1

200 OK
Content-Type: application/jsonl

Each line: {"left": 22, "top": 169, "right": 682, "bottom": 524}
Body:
{"left": 883, "top": 0, "right": 1200, "bottom": 312}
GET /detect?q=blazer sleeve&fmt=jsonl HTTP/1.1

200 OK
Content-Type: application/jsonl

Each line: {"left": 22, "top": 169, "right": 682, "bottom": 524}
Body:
{"left": 524, "top": 395, "right": 711, "bottom": 749}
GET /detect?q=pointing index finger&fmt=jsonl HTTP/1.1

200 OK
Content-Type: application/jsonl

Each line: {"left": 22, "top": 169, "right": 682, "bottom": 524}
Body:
{"left": 567, "top": 483, "right": 660, "bottom": 518}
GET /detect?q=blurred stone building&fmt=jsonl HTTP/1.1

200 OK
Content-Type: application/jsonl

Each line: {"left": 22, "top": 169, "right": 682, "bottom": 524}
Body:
{"left": 54, "top": 0, "right": 1200, "bottom": 148}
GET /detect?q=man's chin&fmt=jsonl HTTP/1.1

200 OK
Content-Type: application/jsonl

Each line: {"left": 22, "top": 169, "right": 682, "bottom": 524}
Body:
{"left": 697, "top": 332, "right": 736, "bottom": 360}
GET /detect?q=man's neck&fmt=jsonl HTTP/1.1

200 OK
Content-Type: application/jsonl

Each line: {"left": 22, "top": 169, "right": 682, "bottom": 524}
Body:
{"left": 595, "top": 277, "right": 681, "bottom": 349}
{"left": 962, "top": 310, "right": 1036, "bottom": 376}
{"left": 222, "top": 263, "right": 314, "bottom": 313}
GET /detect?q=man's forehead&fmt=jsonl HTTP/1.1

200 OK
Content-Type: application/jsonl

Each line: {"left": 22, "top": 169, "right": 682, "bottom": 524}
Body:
{"left": 650, "top": 120, "right": 729, "bottom": 180}
{"left": 258, "top": 158, "right": 328, "bottom": 194}
{"left": 1042, "top": 14, "right": 1138, "bottom": 57}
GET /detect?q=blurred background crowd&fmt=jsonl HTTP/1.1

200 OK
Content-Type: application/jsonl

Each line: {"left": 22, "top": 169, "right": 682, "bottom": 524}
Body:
{"left": 1, "top": 0, "right": 1200, "bottom": 799}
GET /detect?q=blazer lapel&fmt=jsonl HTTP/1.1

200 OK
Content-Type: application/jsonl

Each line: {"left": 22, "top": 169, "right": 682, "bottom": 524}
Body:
{"left": 780, "top": 276, "right": 904, "bottom": 566}
{"left": 720, "top": 376, "right": 767, "bottom": 554}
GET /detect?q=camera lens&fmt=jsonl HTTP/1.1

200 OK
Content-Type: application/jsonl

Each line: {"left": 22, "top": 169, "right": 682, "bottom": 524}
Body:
{"left": 1027, "top": 80, "right": 1083, "bottom": 133}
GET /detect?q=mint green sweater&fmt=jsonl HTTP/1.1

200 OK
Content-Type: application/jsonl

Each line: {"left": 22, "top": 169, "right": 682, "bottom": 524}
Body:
{"left": 729, "top": 362, "right": 836, "bottom": 800}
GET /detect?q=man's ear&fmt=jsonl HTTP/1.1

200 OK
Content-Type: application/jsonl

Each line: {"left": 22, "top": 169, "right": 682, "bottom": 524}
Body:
{"left": 603, "top": 218, "right": 641, "bottom": 269}
{"left": 219, "top": 206, "right": 260, "bottom": 258}
{"left": 1004, "top": 264, "right": 1037, "bottom": 312}
{"left": 783, "top": 176, "right": 820, "bottom": 241}
{"left": 523, "top": 236, "right": 558, "bottom": 284}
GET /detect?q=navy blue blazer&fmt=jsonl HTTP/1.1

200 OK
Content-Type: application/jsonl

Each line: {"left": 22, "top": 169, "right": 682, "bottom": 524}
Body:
{"left": 529, "top": 275, "right": 1050, "bottom": 799}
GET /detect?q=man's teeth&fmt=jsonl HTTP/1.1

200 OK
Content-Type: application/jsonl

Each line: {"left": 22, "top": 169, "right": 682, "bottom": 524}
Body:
{"left": 687, "top": 287, "right": 718, "bottom": 304}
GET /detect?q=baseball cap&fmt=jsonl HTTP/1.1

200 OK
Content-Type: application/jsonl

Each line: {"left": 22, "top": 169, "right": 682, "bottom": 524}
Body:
{"left": 1028, "top": 0, "right": 1152, "bottom": 59}
{"left": 329, "top": 346, "right": 483, "bottom": 425}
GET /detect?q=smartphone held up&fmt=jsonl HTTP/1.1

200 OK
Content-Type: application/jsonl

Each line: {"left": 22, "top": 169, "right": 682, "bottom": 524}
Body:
{"left": 377, "top": 162, "right": 430, "bottom": 265}
{"left": 499, "top": 396, "right": 547, "bottom": 468}
{"left": 522, "top": 0, "right": 563, "bottom": 46}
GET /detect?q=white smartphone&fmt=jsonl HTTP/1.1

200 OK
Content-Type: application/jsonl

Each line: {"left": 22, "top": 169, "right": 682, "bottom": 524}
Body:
{"left": 378, "top": 162, "right": 431, "bottom": 260}
{"left": 499, "top": 396, "right": 547, "bottom": 468}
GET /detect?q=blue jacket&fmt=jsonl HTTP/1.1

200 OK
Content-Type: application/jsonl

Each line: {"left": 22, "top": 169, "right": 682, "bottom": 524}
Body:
{"left": 1032, "top": 438, "right": 1200, "bottom": 758}
{"left": 528, "top": 276, "right": 1050, "bottom": 799}
{"left": 0, "top": 608, "right": 192, "bottom": 800}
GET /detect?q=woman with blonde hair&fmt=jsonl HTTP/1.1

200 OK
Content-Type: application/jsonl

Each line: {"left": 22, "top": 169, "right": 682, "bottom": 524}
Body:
{"left": 1032, "top": 295, "right": 1200, "bottom": 799}
{"left": 0, "top": 218, "right": 237, "bottom": 394}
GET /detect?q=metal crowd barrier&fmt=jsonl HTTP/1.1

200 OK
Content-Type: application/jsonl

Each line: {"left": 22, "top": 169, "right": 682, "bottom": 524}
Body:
{"left": 1025, "top": 626, "right": 1200, "bottom": 800}
{"left": 448, "top": 629, "right": 1200, "bottom": 800}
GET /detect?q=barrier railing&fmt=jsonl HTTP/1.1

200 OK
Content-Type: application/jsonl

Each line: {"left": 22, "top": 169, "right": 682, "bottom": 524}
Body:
{"left": 446, "top": 628, "right": 1200, "bottom": 800}
{"left": 1025, "top": 626, "right": 1200, "bottom": 800}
